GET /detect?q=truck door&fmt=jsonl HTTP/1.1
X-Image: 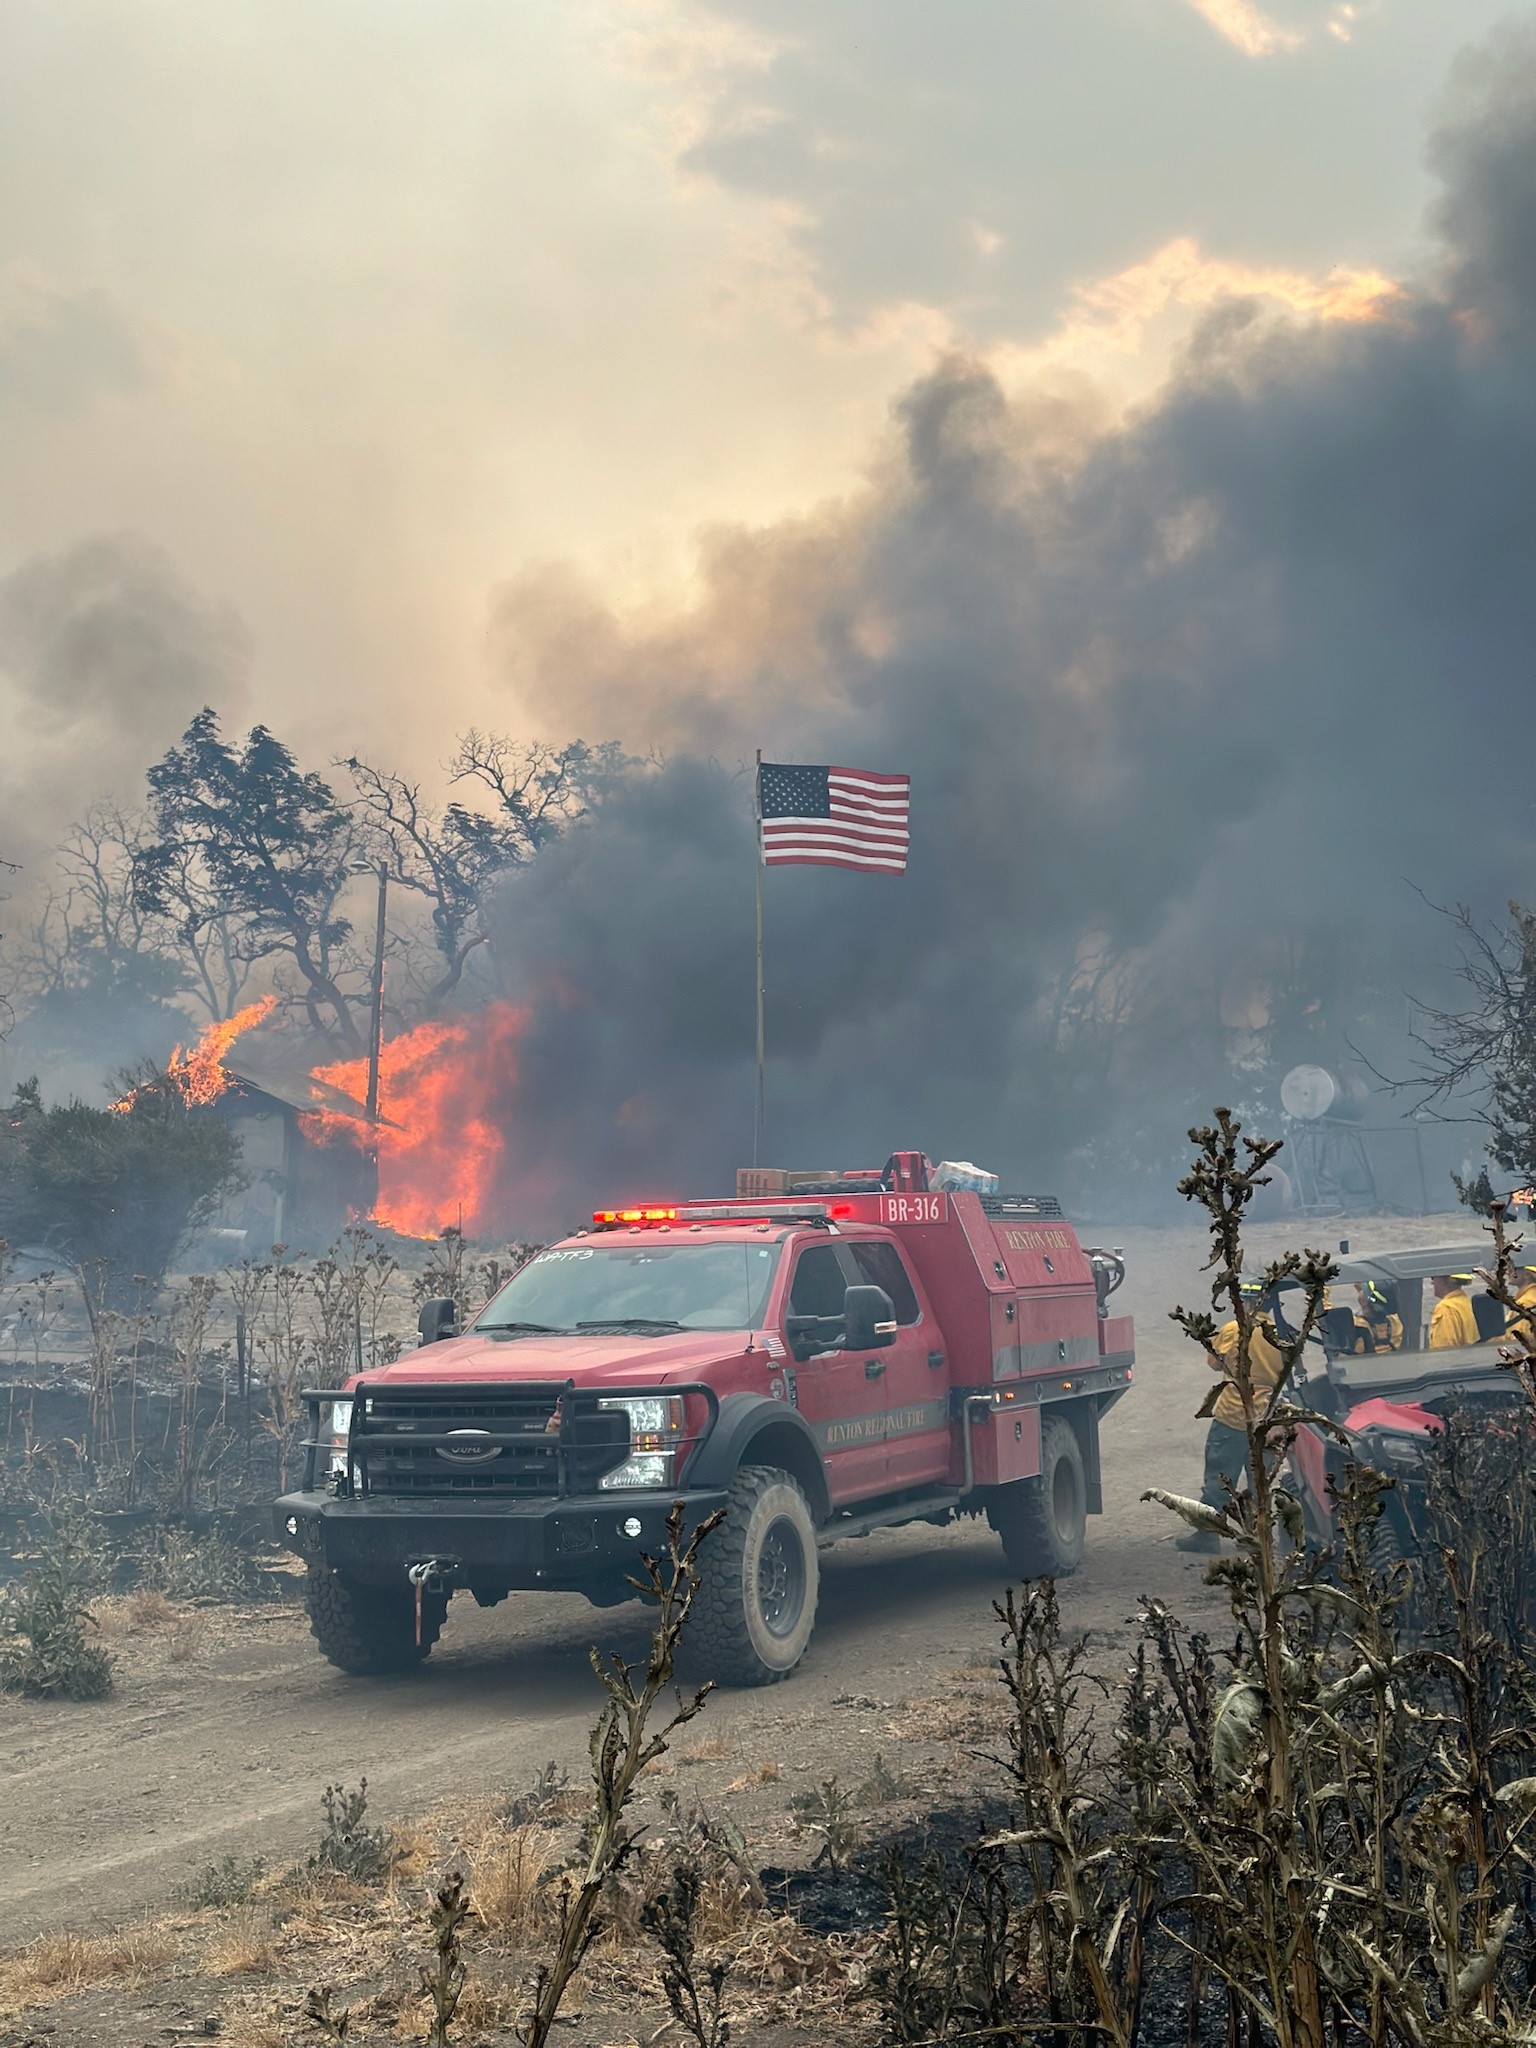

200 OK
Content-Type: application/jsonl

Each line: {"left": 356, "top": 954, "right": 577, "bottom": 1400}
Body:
{"left": 782, "top": 1242, "right": 888, "bottom": 1502}
{"left": 847, "top": 1238, "right": 952, "bottom": 1488}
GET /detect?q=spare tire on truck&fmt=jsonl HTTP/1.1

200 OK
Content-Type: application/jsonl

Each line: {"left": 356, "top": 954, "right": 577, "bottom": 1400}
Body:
{"left": 987, "top": 1414, "right": 1087, "bottom": 1579}
{"left": 686, "top": 1465, "right": 819, "bottom": 1686}
{"left": 305, "top": 1567, "right": 447, "bottom": 1674}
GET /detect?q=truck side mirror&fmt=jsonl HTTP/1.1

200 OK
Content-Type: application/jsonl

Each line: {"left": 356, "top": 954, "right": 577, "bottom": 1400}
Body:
{"left": 785, "top": 1312, "right": 844, "bottom": 1362}
{"left": 843, "top": 1283, "right": 897, "bottom": 1351}
{"left": 418, "top": 1297, "right": 458, "bottom": 1346}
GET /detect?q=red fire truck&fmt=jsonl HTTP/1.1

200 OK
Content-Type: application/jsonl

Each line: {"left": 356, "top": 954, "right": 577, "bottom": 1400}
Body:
{"left": 276, "top": 1153, "right": 1133, "bottom": 1686}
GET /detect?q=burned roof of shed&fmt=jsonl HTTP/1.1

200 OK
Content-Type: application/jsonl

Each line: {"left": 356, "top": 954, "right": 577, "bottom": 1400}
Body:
{"left": 218, "top": 1052, "right": 396, "bottom": 1128}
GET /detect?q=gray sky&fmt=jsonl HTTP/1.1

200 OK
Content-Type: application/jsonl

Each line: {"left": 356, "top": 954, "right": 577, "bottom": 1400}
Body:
{"left": 0, "top": 0, "right": 1518, "bottom": 793}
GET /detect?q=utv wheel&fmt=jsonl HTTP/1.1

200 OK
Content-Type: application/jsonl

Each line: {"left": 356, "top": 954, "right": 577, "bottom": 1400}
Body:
{"left": 988, "top": 1415, "right": 1087, "bottom": 1578}
{"left": 686, "top": 1465, "right": 819, "bottom": 1687}
{"left": 304, "top": 1567, "right": 446, "bottom": 1675}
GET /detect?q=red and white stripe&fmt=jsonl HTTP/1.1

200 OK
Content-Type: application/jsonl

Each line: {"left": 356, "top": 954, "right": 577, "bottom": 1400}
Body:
{"left": 761, "top": 766, "right": 910, "bottom": 873}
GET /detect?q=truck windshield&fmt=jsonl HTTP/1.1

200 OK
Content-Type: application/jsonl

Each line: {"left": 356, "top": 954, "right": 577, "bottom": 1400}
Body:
{"left": 475, "top": 1241, "right": 782, "bottom": 1335}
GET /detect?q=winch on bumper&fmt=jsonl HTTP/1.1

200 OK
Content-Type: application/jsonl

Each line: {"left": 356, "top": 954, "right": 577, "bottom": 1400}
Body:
{"left": 275, "top": 1377, "right": 725, "bottom": 1592}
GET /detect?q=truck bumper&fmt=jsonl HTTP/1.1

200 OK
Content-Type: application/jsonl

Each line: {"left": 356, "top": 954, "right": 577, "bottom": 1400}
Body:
{"left": 273, "top": 1487, "right": 730, "bottom": 1591}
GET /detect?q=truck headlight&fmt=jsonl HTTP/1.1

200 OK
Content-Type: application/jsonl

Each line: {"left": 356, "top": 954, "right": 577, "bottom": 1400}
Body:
{"left": 323, "top": 1399, "right": 354, "bottom": 1440}
{"left": 600, "top": 1452, "right": 674, "bottom": 1490}
{"left": 597, "top": 1396, "right": 685, "bottom": 1489}
{"left": 322, "top": 1399, "right": 354, "bottom": 1479}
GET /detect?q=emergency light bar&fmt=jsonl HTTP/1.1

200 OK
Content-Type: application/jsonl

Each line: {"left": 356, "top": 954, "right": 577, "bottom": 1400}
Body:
{"left": 591, "top": 1201, "right": 850, "bottom": 1228}
{"left": 684, "top": 1202, "right": 841, "bottom": 1221}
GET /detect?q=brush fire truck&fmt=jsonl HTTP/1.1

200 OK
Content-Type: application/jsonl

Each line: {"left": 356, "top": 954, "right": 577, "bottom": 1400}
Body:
{"left": 276, "top": 1153, "right": 1134, "bottom": 1685}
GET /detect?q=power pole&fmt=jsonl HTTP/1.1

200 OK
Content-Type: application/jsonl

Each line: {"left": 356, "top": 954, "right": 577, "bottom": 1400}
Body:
{"left": 366, "top": 861, "right": 387, "bottom": 1123}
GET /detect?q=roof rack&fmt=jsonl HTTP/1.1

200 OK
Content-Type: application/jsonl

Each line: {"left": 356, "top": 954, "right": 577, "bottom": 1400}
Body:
{"left": 979, "top": 1194, "right": 1064, "bottom": 1219}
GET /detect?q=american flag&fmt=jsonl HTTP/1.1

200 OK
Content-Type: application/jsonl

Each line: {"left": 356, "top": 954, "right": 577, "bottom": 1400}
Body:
{"left": 757, "top": 762, "right": 911, "bottom": 873}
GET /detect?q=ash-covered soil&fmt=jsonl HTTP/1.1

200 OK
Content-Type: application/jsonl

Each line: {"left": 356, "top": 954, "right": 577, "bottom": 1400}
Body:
{"left": 0, "top": 1210, "right": 1473, "bottom": 2044}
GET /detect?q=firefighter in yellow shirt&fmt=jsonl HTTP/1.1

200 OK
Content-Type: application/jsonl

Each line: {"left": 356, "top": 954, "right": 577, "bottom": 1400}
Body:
{"left": 1176, "top": 1282, "right": 1288, "bottom": 1554}
{"left": 1352, "top": 1281, "right": 1403, "bottom": 1353}
{"left": 1507, "top": 1259, "right": 1536, "bottom": 1344}
{"left": 1428, "top": 1273, "right": 1479, "bottom": 1350}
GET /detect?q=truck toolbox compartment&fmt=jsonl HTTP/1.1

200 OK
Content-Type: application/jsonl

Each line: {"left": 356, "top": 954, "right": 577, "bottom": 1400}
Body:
{"left": 967, "top": 1400, "right": 1041, "bottom": 1487}
{"left": 1099, "top": 1314, "right": 1134, "bottom": 1360}
{"left": 992, "top": 1291, "right": 1100, "bottom": 1380}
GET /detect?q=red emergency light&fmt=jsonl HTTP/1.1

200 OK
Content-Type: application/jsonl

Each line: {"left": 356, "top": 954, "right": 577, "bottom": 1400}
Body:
{"left": 592, "top": 1207, "right": 679, "bottom": 1225}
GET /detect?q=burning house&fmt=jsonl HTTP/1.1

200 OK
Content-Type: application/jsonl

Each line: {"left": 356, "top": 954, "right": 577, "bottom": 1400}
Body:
{"left": 118, "top": 1001, "right": 385, "bottom": 1254}
{"left": 211, "top": 1054, "right": 380, "bottom": 1252}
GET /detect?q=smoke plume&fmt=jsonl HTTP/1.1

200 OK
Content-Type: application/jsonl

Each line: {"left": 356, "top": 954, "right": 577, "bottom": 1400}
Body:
{"left": 473, "top": 25, "right": 1536, "bottom": 1230}
{"left": 0, "top": 532, "right": 248, "bottom": 872}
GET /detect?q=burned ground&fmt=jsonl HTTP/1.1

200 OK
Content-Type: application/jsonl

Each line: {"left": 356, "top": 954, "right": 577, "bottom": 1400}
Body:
{"left": 0, "top": 1208, "right": 1476, "bottom": 2046}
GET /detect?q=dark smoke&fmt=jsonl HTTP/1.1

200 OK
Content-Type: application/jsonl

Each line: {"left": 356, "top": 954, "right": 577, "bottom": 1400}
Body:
{"left": 470, "top": 27, "right": 1536, "bottom": 1227}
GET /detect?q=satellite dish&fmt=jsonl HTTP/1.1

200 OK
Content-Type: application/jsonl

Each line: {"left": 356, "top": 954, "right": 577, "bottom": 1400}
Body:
{"left": 1281, "top": 1065, "right": 1338, "bottom": 1121}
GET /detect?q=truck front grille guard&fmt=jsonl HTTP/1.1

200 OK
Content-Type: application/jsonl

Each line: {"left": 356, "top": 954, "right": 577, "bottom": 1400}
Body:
{"left": 297, "top": 1381, "right": 720, "bottom": 1499}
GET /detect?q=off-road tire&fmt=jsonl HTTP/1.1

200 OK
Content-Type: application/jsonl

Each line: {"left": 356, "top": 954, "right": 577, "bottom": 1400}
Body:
{"left": 686, "top": 1465, "right": 819, "bottom": 1687}
{"left": 988, "top": 1415, "right": 1087, "bottom": 1578}
{"left": 304, "top": 1567, "right": 447, "bottom": 1675}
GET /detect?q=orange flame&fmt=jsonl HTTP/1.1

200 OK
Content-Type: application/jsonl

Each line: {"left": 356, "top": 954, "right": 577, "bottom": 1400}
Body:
{"left": 113, "top": 995, "right": 280, "bottom": 1111}
{"left": 305, "top": 1003, "right": 526, "bottom": 1239}
{"left": 169, "top": 995, "right": 281, "bottom": 1104}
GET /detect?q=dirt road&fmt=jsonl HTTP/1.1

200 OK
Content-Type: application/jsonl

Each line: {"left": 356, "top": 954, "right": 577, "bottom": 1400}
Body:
{"left": 0, "top": 1211, "right": 1466, "bottom": 1939}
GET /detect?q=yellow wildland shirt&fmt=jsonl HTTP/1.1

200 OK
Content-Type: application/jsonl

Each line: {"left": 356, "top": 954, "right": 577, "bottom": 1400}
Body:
{"left": 1428, "top": 1287, "right": 1479, "bottom": 1350}
{"left": 1352, "top": 1310, "right": 1403, "bottom": 1353}
{"left": 1508, "top": 1279, "right": 1536, "bottom": 1342}
{"left": 1207, "top": 1317, "right": 1286, "bottom": 1431}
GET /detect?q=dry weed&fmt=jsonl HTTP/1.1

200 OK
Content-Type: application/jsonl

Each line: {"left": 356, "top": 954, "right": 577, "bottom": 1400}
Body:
{"left": 885, "top": 1688, "right": 1004, "bottom": 1746}
{"left": 680, "top": 1733, "right": 735, "bottom": 1765}
{"left": 384, "top": 1817, "right": 437, "bottom": 1896}
{"left": 208, "top": 1912, "right": 278, "bottom": 1977}
{"left": 128, "top": 1587, "right": 180, "bottom": 1628}
{"left": 274, "top": 1869, "right": 373, "bottom": 1942}
{"left": 214, "top": 2004, "right": 287, "bottom": 2048}
{"left": 473, "top": 1823, "right": 559, "bottom": 1944}
{"left": 167, "top": 1619, "right": 206, "bottom": 1663}
{"left": 692, "top": 1866, "right": 763, "bottom": 1947}
{"left": 1, "top": 1921, "right": 180, "bottom": 2005}
{"left": 91, "top": 1589, "right": 182, "bottom": 1640}
{"left": 725, "top": 1761, "right": 781, "bottom": 1792}
{"left": 450, "top": 1974, "right": 522, "bottom": 2036}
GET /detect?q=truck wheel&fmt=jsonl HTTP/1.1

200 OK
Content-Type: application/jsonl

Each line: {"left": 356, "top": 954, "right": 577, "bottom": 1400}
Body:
{"left": 686, "top": 1465, "right": 819, "bottom": 1687}
{"left": 304, "top": 1567, "right": 447, "bottom": 1675}
{"left": 988, "top": 1415, "right": 1087, "bottom": 1579}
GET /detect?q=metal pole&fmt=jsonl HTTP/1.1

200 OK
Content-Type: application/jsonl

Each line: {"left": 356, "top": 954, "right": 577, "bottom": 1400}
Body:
{"left": 366, "top": 863, "right": 387, "bottom": 1123}
{"left": 753, "top": 751, "right": 765, "bottom": 1167}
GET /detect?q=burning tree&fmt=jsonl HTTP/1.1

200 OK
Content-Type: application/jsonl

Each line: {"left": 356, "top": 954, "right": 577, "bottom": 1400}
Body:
{"left": 135, "top": 710, "right": 365, "bottom": 1050}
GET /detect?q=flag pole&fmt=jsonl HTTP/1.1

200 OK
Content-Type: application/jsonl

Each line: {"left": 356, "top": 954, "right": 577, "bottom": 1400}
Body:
{"left": 753, "top": 749, "right": 766, "bottom": 1167}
